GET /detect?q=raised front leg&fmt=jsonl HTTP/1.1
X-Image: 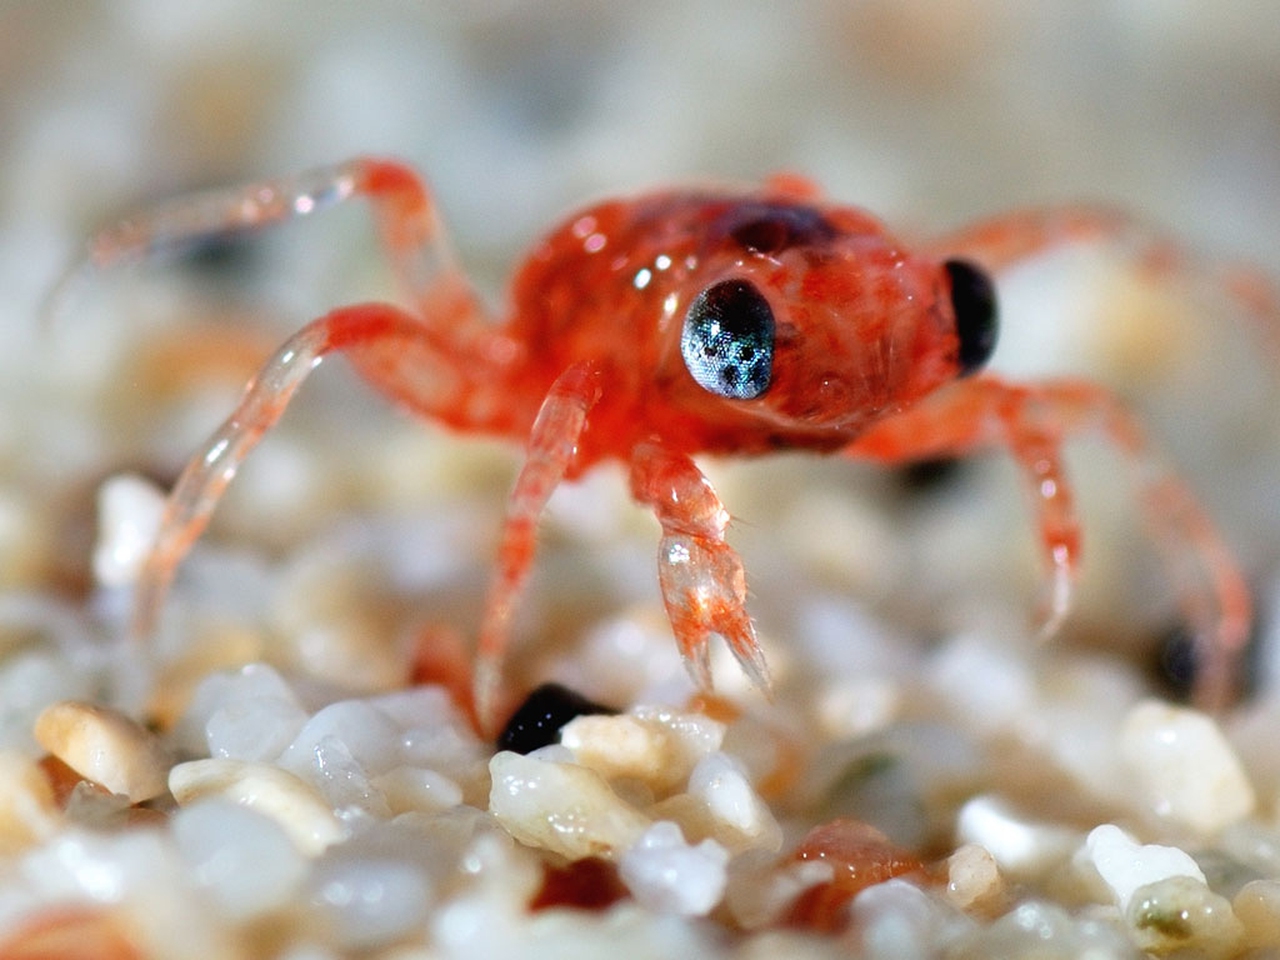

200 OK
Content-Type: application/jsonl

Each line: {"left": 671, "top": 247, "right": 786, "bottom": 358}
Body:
{"left": 844, "top": 374, "right": 1251, "bottom": 710}
{"left": 628, "top": 443, "right": 770, "bottom": 695}
{"left": 47, "top": 157, "right": 475, "bottom": 330}
{"left": 473, "top": 363, "right": 603, "bottom": 731}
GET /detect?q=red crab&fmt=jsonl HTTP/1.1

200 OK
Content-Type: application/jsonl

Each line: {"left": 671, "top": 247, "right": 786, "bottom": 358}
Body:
{"left": 65, "top": 158, "right": 1254, "bottom": 724}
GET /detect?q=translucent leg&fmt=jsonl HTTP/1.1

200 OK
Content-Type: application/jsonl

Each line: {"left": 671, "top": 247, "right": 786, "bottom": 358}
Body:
{"left": 473, "top": 363, "right": 603, "bottom": 732}
{"left": 845, "top": 374, "right": 1250, "bottom": 710}
{"left": 628, "top": 442, "right": 770, "bottom": 696}
{"left": 922, "top": 206, "right": 1144, "bottom": 274}
{"left": 131, "top": 302, "right": 445, "bottom": 642}
{"left": 46, "top": 157, "right": 464, "bottom": 328}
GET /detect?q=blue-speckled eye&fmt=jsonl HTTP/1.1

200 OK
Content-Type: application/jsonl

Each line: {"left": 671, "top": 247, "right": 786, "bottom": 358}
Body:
{"left": 680, "top": 279, "right": 775, "bottom": 399}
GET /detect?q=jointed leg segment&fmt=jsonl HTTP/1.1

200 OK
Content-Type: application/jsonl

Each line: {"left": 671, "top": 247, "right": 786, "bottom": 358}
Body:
{"left": 473, "top": 362, "right": 603, "bottom": 729}
{"left": 845, "top": 374, "right": 1250, "bottom": 709}
{"left": 131, "top": 303, "right": 453, "bottom": 642}
{"left": 921, "top": 203, "right": 1273, "bottom": 707}
{"left": 56, "top": 157, "right": 500, "bottom": 652}
{"left": 48, "top": 157, "right": 466, "bottom": 330}
{"left": 629, "top": 443, "right": 770, "bottom": 694}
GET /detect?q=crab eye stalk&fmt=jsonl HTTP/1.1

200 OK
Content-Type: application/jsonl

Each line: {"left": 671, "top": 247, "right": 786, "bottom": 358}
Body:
{"left": 681, "top": 279, "right": 775, "bottom": 399}
{"left": 944, "top": 259, "right": 998, "bottom": 376}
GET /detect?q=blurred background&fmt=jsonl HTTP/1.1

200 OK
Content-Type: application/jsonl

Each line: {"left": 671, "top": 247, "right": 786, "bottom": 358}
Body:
{"left": 2, "top": 0, "right": 1280, "bottom": 700}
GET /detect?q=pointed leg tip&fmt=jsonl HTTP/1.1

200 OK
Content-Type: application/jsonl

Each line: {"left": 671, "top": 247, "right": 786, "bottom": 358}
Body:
{"left": 1034, "top": 561, "right": 1074, "bottom": 643}
{"left": 729, "top": 637, "right": 772, "bottom": 694}
{"left": 679, "top": 641, "right": 714, "bottom": 692}
{"left": 473, "top": 658, "right": 503, "bottom": 740}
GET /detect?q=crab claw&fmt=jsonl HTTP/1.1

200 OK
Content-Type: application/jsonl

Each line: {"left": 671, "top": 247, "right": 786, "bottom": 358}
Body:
{"left": 658, "top": 533, "right": 771, "bottom": 694}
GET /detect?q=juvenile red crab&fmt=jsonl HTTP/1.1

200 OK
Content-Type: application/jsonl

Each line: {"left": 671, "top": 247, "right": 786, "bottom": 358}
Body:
{"left": 72, "top": 158, "right": 1253, "bottom": 723}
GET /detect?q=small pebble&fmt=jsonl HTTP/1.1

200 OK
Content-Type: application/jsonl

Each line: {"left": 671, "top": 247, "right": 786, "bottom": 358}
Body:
{"left": 277, "top": 699, "right": 402, "bottom": 780}
{"left": 91, "top": 474, "right": 165, "bottom": 588}
{"left": 849, "top": 878, "right": 946, "bottom": 958}
{"left": 954, "top": 795, "right": 1078, "bottom": 877}
{"left": 1233, "top": 879, "right": 1280, "bottom": 949}
{"left": 1126, "top": 875, "right": 1243, "bottom": 959}
{"left": 1084, "top": 823, "right": 1205, "bottom": 912}
{"left": 174, "top": 663, "right": 304, "bottom": 759}
{"left": 33, "top": 701, "right": 170, "bottom": 802}
{"left": 684, "top": 752, "right": 781, "bottom": 853}
{"left": 172, "top": 800, "right": 308, "bottom": 920}
{"left": 488, "top": 751, "right": 650, "bottom": 860}
{"left": 1118, "top": 699, "right": 1255, "bottom": 833}
{"left": 308, "top": 855, "right": 434, "bottom": 951}
{"left": 373, "top": 766, "right": 464, "bottom": 815}
{"left": 560, "top": 708, "right": 724, "bottom": 794}
{"left": 0, "top": 750, "right": 60, "bottom": 852}
{"left": 956, "top": 897, "right": 1133, "bottom": 959}
{"left": 946, "top": 843, "right": 1002, "bottom": 911}
{"left": 20, "top": 829, "right": 242, "bottom": 960}
{"left": 169, "top": 758, "right": 346, "bottom": 855}
{"left": 205, "top": 694, "right": 309, "bottom": 764}
{"left": 618, "top": 820, "right": 729, "bottom": 916}
{"left": 368, "top": 685, "right": 467, "bottom": 732}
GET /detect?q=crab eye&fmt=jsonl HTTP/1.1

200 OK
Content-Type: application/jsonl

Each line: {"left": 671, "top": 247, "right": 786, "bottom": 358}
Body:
{"left": 681, "top": 279, "right": 775, "bottom": 399}
{"left": 944, "top": 259, "right": 998, "bottom": 376}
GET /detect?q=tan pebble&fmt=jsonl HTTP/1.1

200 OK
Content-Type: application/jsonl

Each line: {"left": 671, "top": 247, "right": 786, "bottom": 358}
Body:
{"left": 489, "top": 751, "right": 650, "bottom": 860}
{"left": 1126, "top": 875, "right": 1244, "bottom": 960}
{"left": 0, "top": 751, "right": 60, "bottom": 853}
{"left": 373, "top": 765, "right": 464, "bottom": 815}
{"left": 33, "top": 701, "right": 170, "bottom": 802}
{"left": 0, "top": 487, "right": 56, "bottom": 590}
{"left": 146, "top": 625, "right": 264, "bottom": 731}
{"left": 945, "top": 843, "right": 1003, "bottom": 911}
{"left": 169, "top": 758, "right": 345, "bottom": 855}
{"left": 561, "top": 708, "right": 724, "bottom": 795}
{"left": 271, "top": 588, "right": 407, "bottom": 694}
{"left": 560, "top": 714, "right": 678, "bottom": 791}
{"left": 1233, "top": 879, "right": 1280, "bottom": 949}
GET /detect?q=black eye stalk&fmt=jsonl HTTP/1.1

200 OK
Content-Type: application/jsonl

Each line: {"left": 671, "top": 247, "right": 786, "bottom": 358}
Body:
{"left": 944, "top": 259, "right": 998, "bottom": 376}
{"left": 681, "top": 279, "right": 775, "bottom": 399}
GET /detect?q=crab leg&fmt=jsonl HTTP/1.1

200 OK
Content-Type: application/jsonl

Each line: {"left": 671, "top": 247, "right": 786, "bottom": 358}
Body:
{"left": 47, "top": 157, "right": 471, "bottom": 331}
{"left": 130, "top": 302, "right": 457, "bottom": 643}
{"left": 923, "top": 206, "right": 1146, "bottom": 274}
{"left": 629, "top": 443, "right": 771, "bottom": 696}
{"left": 844, "top": 374, "right": 1250, "bottom": 710}
{"left": 473, "top": 362, "right": 603, "bottom": 730}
